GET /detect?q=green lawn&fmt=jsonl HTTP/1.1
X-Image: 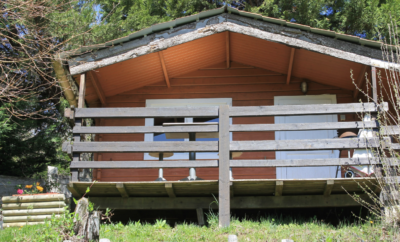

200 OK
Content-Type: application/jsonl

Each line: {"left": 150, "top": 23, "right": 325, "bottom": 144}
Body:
{"left": 0, "top": 214, "right": 397, "bottom": 241}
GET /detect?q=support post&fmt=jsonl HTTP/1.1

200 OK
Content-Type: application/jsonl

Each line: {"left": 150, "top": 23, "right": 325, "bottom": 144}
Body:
{"left": 116, "top": 183, "right": 129, "bottom": 198}
{"left": 323, "top": 180, "right": 334, "bottom": 196}
{"left": 275, "top": 181, "right": 283, "bottom": 196}
{"left": 219, "top": 105, "right": 230, "bottom": 227}
{"left": 196, "top": 208, "right": 205, "bottom": 226}
{"left": 165, "top": 183, "right": 176, "bottom": 198}
{"left": 371, "top": 66, "right": 378, "bottom": 103}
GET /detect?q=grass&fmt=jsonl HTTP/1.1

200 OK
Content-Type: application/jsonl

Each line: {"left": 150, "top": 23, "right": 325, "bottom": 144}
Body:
{"left": 0, "top": 212, "right": 398, "bottom": 241}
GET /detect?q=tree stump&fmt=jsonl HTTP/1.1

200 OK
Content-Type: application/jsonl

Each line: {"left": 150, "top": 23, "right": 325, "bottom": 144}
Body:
{"left": 73, "top": 198, "right": 100, "bottom": 241}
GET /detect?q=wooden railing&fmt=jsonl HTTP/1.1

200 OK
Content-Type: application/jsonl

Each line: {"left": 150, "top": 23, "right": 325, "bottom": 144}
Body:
{"left": 63, "top": 102, "right": 393, "bottom": 227}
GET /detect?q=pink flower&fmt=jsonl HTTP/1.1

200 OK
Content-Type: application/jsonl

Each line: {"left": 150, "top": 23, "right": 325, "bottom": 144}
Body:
{"left": 17, "top": 189, "right": 23, "bottom": 194}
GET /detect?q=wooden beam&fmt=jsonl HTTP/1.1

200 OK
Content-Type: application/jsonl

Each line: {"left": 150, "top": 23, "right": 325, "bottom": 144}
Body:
{"left": 230, "top": 158, "right": 384, "bottom": 167}
{"left": 353, "top": 65, "right": 368, "bottom": 101}
{"left": 78, "top": 74, "right": 86, "bottom": 108}
{"left": 116, "top": 183, "right": 129, "bottom": 198}
{"left": 72, "top": 141, "right": 218, "bottom": 153}
{"left": 158, "top": 51, "right": 171, "bottom": 88}
{"left": 74, "top": 106, "right": 218, "bottom": 118}
{"left": 87, "top": 71, "right": 107, "bottom": 105}
{"left": 90, "top": 194, "right": 371, "bottom": 210}
{"left": 229, "top": 102, "right": 388, "bottom": 117}
{"left": 275, "top": 181, "right": 283, "bottom": 196}
{"left": 323, "top": 180, "right": 334, "bottom": 196}
{"left": 196, "top": 208, "right": 205, "bottom": 226}
{"left": 371, "top": 66, "right": 378, "bottom": 102}
{"left": 73, "top": 124, "right": 218, "bottom": 134}
{"left": 68, "top": 182, "right": 81, "bottom": 198}
{"left": 230, "top": 121, "right": 377, "bottom": 132}
{"left": 226, "top": 31, "right": 230, "bottom": 68}
{"left": 165, "top": 183, "right": 176, "bottom": 198}
{"left": 219, "top": 105, "right": 230, "bottom": 227}
{"left": 286, "top": 48, "right": 296, "bottom": 85}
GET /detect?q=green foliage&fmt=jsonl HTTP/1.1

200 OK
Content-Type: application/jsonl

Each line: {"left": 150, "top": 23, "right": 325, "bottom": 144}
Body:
{"left": 2, "top": 213, "right": 400, "bottom": 241}
{"left": 0, "top": 98, "right": 71, "bottom": 177}
{"left": 247, "top": 0, "right": 400, "bottom": 40}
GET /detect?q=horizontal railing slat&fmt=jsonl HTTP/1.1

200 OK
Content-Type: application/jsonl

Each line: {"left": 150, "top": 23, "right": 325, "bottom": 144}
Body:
{"left": 74, "top": 106, "right": 218, "bottom": 118}
{"left": 73, "top": 125, "right": 218, "bottom": 134}
{"left": 389, "top": 143, "right": 400, "bottom": 150}
{"left": 381, "top": 125, "right": 400, "bottom": 135}
{"left": 230, "top": 121, "right": 377, "bottom": 132}
{"left": 70, "top": 160, "right": 218, "bottom": 169}
{"left": 229, "top": 103, "right": 388, "bottom": 117}
{"left": 72, "top": 141, "right": 218, "bottom": 153}
{"left": 230, "top": 158, "right": 390, "bottom": 167}
{"left": 230, "top": 138, "right": 387, "bottom": 151}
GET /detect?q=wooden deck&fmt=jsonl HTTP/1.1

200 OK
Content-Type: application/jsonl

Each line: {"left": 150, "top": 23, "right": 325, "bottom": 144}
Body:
{"left": 68, "top": 178, "right": 376, "bottom": 210}
{"left": 63, "top": 103, "right": 392, "bottom": 226}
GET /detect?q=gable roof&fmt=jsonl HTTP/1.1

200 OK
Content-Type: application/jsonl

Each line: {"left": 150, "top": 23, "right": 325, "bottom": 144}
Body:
{"left": 62, "top": 6, "right": 392, "bottom": 77}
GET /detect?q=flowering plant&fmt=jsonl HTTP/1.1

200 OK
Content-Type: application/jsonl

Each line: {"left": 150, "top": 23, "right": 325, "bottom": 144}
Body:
{"left": 15, "top": 182, "right": 44, "bottom": 194}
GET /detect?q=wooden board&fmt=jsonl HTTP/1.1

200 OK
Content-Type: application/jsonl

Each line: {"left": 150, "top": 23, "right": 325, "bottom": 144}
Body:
{"left": 72, "top": 141, "right": 218, "bottom": 153}
{"left": 70, "top": 160, "right": 218, "bottom": 169}
{"left": 230, "top": 121, "right": 377, "bottom": 132}
{"left": 73, "top": 125, "right": 218, "bottom": 134}
{"left": 229, "top": 103, "right": 388, "bottom": 117}
{"left": 230, "top": 138, "right": 385, "bottom": 151}
{"left": 74, "top": 106, "right": 218, "bottom": 118}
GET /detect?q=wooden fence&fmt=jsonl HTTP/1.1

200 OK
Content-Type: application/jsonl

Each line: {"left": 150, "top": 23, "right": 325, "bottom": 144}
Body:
{"left": 63, "top": 102, "right": 394, "bottom": 227}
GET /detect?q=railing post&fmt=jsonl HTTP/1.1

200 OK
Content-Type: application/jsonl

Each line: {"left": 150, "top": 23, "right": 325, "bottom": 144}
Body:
{"left": 219, "top": 105, "right": 230, "bottom": 227}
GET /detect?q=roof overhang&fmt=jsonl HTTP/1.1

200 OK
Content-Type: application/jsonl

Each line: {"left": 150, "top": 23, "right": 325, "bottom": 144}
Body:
{"left": 66, "top": 12, "right": 396, "bottom": 76}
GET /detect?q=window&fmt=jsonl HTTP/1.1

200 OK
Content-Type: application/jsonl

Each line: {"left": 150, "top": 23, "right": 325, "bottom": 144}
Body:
{"left": 144, "top": 98, "right": 232, "bottom": 160}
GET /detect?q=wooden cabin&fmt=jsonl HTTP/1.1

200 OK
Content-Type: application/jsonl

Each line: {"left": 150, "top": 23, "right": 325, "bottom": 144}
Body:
{"left": 59, "top": 6, "right": 395, "bottom": 226}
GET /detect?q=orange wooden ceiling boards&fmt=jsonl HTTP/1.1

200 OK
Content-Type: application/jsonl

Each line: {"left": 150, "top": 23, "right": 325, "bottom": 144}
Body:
{"left": 74, "top": 32, "right": 367, "bottom": 106}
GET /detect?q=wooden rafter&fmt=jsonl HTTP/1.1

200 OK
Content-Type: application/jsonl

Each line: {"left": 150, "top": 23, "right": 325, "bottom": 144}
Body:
{"left": 226, "top": 31, "right": 230, "bottom": 68}
{"left": 78, "top": 73, "right": 86, "bottom": 108}
{"left": 286, "top": 48, "right": 296, "bottom": 85}
{"left": 158, "top": 51, "right": 171, "bottom": 88}
{"left": 88, "top": 71, "right": 107, "bottom": 106}
{"left": 353, "top": 65, "right": 368, "bottom": 101}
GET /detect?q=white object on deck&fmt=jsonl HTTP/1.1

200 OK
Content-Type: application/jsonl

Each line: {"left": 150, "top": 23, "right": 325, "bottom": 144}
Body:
{"left": 351, "top": 114, "right": 375, "bottom": 176}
